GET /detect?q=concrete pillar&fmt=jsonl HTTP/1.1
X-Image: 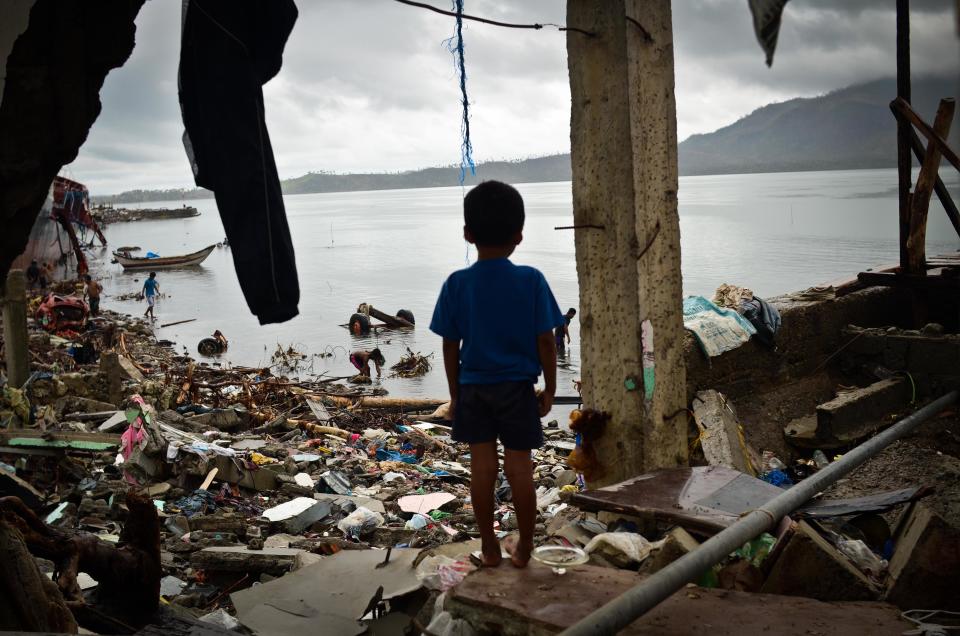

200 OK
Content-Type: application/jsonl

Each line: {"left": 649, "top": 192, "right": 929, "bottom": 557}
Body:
{"left": 567, "top": 0, "right": 687, "bottom": 486}
{"left": 3, "top": 269, "right": 29, "bottom": 387}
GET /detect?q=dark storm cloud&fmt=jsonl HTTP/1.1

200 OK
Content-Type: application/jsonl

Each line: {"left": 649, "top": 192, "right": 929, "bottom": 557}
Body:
{"left": 63, "top": 0, "right": 958, "bottom": 193}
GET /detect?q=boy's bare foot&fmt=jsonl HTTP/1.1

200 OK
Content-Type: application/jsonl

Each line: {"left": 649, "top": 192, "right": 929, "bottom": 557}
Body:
{"left": 478, "top": 541, "right": 502, "bottom": 567}
{"left": 503, "top": 534, "right": 533, "bottom": 568}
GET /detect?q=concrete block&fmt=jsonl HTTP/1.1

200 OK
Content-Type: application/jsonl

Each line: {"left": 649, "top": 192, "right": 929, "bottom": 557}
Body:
{"left": 761, "top": 521, "right": 880, "bottom": 601}
{"left": 213, "top": 455, "right": 278, "bottom": 492}
{"left": 99, "top": 351, "right": 143, "bottom": 383}
{"left": 816, "top": 379, "right": 908, "bottom": 441}
{"left": 884, "top": 504, "right": 960, "bottom": 611}
{"left": 188, "top": 409, "right": 244, "bottom": 432}
{"left": 190, "top": 546, "right": 306, "bottom": 577}
{"left": 692, "top": 390, "right": 754, "bottom": 475}
{"left": 641, "top": 526, "right": 700, "bottom": 574}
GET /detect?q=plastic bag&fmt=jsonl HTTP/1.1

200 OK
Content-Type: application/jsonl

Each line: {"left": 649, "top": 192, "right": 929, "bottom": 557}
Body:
{"left": 405, "top": 513, "right": 431, "bottom": 530}
{"left": 337, "top": 506, "right": 384, "bottom": 539}
{"left": 584, "top": 532, "right": 658, "bottom": 568}
{"left": 837, "top": 539, "right": 887, "bottom": 577}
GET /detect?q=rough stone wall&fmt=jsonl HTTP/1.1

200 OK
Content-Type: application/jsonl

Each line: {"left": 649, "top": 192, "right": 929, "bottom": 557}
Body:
{"left": 0, "top": 0, "right": 145, "bottom": 283}
{"left": 567, "top": 0, "right": 687, "bottom": 487}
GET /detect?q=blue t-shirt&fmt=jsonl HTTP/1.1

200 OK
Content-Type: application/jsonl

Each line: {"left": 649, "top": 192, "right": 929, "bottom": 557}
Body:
{"left": 143, "top": 278, "right": 158, "bottom": 296}
{"left": 430, "top": 258, "right": 565, "bottom": 385}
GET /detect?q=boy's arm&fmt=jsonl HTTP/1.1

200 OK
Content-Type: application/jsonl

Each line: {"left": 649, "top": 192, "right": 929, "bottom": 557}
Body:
{"left": 374, "top": 360, "right": 382, "bottom": 377}
{"left": 537, "top": 331, "right": 557, "bottom": 416}
{"left": 441, "top": 338, "right": 460, "bottom": 420}
{"left": 565, "top": 324, "right": 571, "bottom": 343}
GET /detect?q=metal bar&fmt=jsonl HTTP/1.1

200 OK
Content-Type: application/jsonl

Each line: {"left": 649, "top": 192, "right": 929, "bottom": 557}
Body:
{"left": 561, "top": 390, "right": 959, "bottom": 636}
{"left": 896, "top": 0, "right": 912, "bottom": 270}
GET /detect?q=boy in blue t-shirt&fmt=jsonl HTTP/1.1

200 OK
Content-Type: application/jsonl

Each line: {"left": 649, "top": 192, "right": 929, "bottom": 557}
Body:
{"left": 430, "top": 180, "right": 565, "bottom": 568}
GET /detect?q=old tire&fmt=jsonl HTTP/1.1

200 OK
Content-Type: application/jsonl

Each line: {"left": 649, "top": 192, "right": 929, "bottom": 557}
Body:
{"left": 349, "top": 313, "right": 371, "bottom": 335}
{"left": 396, "top": 309, "right": 415, "bottom": 325}
{"left": 198, "top": 337, "right": 221, "bottom": 355}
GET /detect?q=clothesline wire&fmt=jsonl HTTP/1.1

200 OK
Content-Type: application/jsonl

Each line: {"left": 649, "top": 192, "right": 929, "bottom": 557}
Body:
{"left": 390, "top": 0, "right": 595, "bottom": 37}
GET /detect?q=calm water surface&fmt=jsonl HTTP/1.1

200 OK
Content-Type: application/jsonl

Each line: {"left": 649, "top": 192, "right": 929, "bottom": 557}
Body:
{"left": 94, "top": 169, "right": 959, "bottom": 399}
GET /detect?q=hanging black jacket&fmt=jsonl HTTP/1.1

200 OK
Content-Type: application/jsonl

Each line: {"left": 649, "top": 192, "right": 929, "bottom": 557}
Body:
{"left": 179, "top": 0, "right": 300, "bottom": 324}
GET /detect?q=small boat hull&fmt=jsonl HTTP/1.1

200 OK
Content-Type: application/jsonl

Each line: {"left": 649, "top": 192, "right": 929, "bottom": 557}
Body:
{"left": 115, "top": 245, "right": 216, "bottom": 270}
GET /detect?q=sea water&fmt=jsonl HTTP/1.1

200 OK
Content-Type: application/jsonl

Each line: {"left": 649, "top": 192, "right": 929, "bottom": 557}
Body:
{"left": 94, "top": 168, "right": 960, "bottom": 399}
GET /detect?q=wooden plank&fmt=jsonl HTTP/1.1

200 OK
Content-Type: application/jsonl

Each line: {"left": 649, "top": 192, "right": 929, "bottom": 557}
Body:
{"left": 909, "top": 126, "right": 960, "bottom": 237}
{"left": 857, "top": 271, "right": 960, "bottom": 290}
{"left": 891, "top": 97, "right": 960, "bottom": 172}
{"left": 906, "top": 98, "right": 955, "bottom": 273}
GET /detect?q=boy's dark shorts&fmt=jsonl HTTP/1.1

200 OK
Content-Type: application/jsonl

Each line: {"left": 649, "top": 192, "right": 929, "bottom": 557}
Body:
{"left": 454, "top": 381, "right": 543, "bottom": 450}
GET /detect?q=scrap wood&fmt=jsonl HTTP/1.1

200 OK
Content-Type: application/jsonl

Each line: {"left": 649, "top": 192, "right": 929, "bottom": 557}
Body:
{"left": 389, "top": 347, "right": 433, "bottom": 378}
{"left": 176, "top": 361, "right": 195, "bottom": 405}
{"left": 118, "top": 331, "right": 150, "bottom": 374}
{"left": 296, "top": 420, "right": 351, "bottom": 439}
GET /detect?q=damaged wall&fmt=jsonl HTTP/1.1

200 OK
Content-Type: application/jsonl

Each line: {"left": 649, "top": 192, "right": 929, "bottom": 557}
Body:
{"left": 0, "top": 0, "right": 145, "bottom": 283}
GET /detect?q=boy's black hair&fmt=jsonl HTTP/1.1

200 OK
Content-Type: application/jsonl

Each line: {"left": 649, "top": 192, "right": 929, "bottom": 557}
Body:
{"left": 149, "top": 272, "right": 156, "bottom": 278}
{"left": 567, "top": 308, "right": 577, "bottom": 315}
{"left": 464, "top": 180, "right": 524, "bottom": 246}
{"left": 85, "top": 275, "right": 92, "bottom": 281}
{"left": 371, "top": 348, "right": 385, "bottom": 364}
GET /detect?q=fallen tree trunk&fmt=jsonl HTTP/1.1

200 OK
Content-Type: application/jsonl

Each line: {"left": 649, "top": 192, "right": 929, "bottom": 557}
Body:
{"left": 323, "top": 395, "right": 447, "bottom": 411}
{"left": 0, "top": 490, "right": 161, "bottom": 630}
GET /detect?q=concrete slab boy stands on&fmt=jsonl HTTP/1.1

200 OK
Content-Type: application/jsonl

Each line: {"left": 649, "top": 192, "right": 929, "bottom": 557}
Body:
{"left": 447, "top": 560, "right": 913, "bottom": 635}
{"left": 884, "top": 503, "right": 960, "bottom": 610}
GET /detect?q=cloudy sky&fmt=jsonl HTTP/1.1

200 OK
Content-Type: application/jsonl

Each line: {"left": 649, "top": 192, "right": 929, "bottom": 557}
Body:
{"left": 64, "top": 0, "right": 958, "bottom": 194}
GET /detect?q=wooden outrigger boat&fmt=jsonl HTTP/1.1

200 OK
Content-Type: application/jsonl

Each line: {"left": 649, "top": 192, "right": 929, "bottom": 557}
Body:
{"left": 114, "top": 244, "right": 216, "bottom": 270}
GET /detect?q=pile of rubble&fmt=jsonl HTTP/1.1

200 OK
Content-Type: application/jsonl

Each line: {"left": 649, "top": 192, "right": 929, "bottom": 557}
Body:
{"left": 2, "top": 286, "right": 959, "bottom": 635}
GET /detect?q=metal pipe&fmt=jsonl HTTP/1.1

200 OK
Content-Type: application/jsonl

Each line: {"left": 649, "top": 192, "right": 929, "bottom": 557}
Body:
{"left": 562, "top": 390, "right": 959, "bottom": 636}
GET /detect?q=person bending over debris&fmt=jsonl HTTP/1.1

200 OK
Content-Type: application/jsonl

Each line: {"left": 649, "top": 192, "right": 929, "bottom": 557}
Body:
{"left": 83, "top": 274, "right": 103, "bottom": 316}
{"left": 430, "top": 180, "right": 566, "bottom": 568}
{"left": 141, "top": 272, "right": 159, "bottom": 320}
{"left": 349, "top": 348, "right": 385, "bottom": 378}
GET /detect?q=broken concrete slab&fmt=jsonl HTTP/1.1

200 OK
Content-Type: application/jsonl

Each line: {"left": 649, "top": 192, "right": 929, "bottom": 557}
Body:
{"left": 186, "top": 408, "right": 244, "bottom": 432}
{"left": 231, "top": 548, "right": 421, "bottom": 636}
{"left": 212, "top": 454, "right": 278, "bottom": 492}
{"left": 447, "top": 561, "right": 913, "bottom": 635}
{"left": 796, "top": 487, "right": 929, "bottom": 519}
{"left": 97, "top": 410, "right": 128, "bottom": 433}
{"left": 313, "top": 492, "right": 386, "bottom": 515}
{"left": 100, "top": 351, "right": 143, "bottom": 383}
{"left": 761, "top": 521, "right": 881, "bottom": 601}
{"left": 190, "top": 546, "right": 308, "bottom": 577}
{"left": 884, "top": 503, "right": 960, "bottom": 611}
{"left": 815, "top": 378, "right": 909, "bottom": 442}
{"left": 641, "top": 526, "right": 700, "bottom": 574}
{"left": 692, "top": 390, "right": 754, "bottom": 475}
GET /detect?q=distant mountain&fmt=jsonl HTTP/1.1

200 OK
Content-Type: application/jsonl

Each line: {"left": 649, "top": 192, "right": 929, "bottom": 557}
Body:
{"left": 678, "top": 75, "right": 958, "bottom": 176}
{"left": 92, "top": 75, "right": 957, "bottom": 203}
